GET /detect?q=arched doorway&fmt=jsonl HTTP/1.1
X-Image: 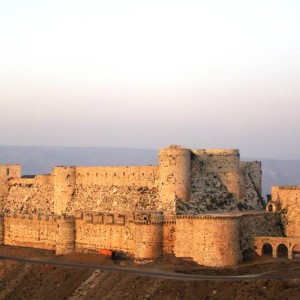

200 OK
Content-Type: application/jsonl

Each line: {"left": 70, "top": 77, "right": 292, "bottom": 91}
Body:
{"left": 277, "top": 244, "right": 288, "bottom": 258}
{"left": 292, "top": 244, "right": 300, "bottom": 258}
{"left": 267, "top": 204, "right": 273, "bottom": 212}
{"left": 262, "top": 243, "right": 273, "bottom": 256}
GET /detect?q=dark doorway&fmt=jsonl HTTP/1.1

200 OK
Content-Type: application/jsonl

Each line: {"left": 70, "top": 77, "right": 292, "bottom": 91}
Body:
{"left": 262, "top": 243, "right": 273, "bottom": 256}
{"left": 277, "top": 244, "right": 288, "bottom": 258}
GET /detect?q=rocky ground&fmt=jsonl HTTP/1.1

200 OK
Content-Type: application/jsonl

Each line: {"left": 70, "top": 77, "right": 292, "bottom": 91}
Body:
{"left": 1, "top": 246, "right": 300, "bottom": 299}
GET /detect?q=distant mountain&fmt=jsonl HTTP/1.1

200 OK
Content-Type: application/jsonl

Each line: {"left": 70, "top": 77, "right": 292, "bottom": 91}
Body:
{"left": 1, "top": 145, "right": 300, "bottom": 200}
{"left": 0, "top": 145, "right": 158, "bottom": 175}
{"left": 260, "top": 159, "right": 300, "bottom": 198}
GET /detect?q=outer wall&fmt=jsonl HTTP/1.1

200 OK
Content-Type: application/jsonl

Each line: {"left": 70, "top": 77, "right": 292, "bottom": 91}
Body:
{"left": 175, "top": 217, "right": 242, "bottom": 267}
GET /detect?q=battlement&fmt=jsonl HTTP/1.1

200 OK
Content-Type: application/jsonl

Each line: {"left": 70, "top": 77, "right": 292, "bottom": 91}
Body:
{"left": 193, "top": 149, "right": 239, "bottom": 156}
{"left": 277, "top": 186, "right": 300, "bottom": 190}
{"left": 176, "top": 214, "right": 240, "bottom": 220}
{"left": 76, "top": 212, "right": 127, "bottom": 225}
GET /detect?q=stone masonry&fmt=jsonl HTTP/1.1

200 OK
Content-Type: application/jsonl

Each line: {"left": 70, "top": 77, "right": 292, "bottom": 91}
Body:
{"left": 0, "top": 145, "right": 296, "bottom": 267}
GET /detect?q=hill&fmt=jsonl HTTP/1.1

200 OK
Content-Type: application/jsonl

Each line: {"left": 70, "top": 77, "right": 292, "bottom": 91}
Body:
{"left": 1, "top": 247, "right": 300, "bottom": 300}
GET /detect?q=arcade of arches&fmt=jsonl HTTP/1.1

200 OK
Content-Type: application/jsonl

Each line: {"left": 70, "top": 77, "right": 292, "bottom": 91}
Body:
{"left": 254, "top": 237, "right": 300, "bottom": 259}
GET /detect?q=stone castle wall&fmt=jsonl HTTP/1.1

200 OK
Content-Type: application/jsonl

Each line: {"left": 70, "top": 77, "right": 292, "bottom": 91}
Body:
{"left": 1, "top": 211, "right": 166, "bottom": 261}
{"left": 174, "top": 214, "right": 242, "bottom": 267}
{"left": 0, "top": 146, "right": 263, "bottom": 216}
{"left": 0, "top": 209, "right": 285, "bottom": 266}
{"left": 75, "top": 212, "right": 135, "bottom": 255}
{"left": 76, "top": 166, "right": 158, "bottom": 187}
{"left": 271, "top": 186, "right": 300, "bottom": 237}
{"left": 239, "top": 212, "right": 283, "bottom": 252}
{"left": 3, "top": 214, "right": 57, "bottom": 250}
{"left": 3, "top": 177, "right": 54, "bottom": 214}
{"left": 0, "top": 145, "right": 270, "bottom": 267}
{"left": 191, "top": 149, "right": 261, "bottom": 201}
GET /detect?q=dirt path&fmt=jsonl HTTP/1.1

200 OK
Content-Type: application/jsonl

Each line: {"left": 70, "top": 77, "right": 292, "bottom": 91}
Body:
{"left": 1, "top": 246, "right": 300, "bottom": 299}
{"left": 2, "top": 255, "right": 300, "bottom": 281}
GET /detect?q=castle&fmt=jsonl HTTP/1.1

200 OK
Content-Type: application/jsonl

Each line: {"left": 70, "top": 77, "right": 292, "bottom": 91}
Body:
{"left": 0, "top": 145, "right": 299, "bottom": 267}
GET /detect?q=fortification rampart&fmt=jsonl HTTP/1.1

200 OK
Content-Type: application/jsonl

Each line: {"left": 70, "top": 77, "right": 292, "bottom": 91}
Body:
{"left": 271, "top": 186, "right": 300, "bottom": 237}
{"left": 0, "top": 208, "right": 288, "bottom": 267}
{"left": 190, "top": 149, "right": 257, "bottom": 200}
{"left": 76, "top": 166, "right": 158, "bottom": 188}
{"left": 4, "top": 213, "right": 57, "bottom": 250}
{"left": 174, "top": 214, "right": 242, "bottom": 267}
{"left": 8, "top": 174, "right": 52, "bottom": 186}
{"left": 192, "top": 149, "right": 240, "bottom": 173}
{"left": 0, "top": 211, "right": 166, "bottom": 260}
{"left": 159, "top": 145, "right": 191, "bottom": 206}
{"left": 0, "top": 146, "right": 263, "bottom": 216}
{"left": 0, "top": 145, "right": 270, "bottom": 267}
{"left": 239, "top": 212, "right": 283, "bottom": 252}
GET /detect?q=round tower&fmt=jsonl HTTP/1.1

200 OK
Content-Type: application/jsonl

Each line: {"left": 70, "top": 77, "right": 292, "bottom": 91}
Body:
{"left": 0, "top": 213, "right": 4, "bottom": 245}
{"left": 56, "top": 215, "right": 76, "bottom": 255}
{"left": 134, "top": 213, "right": 163, "bottom": 261}
{"left": 193, "top": 217, "right": 242, "bottom": 267}
{"left": 52, "top": 166, "right": 76, "bottom": 214}
{"left": 159, "top": 145, "right": 191, "bottom": 210}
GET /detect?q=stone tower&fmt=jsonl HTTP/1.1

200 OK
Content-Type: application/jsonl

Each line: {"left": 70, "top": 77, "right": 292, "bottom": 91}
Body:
{"left": 159, "top": 145, "right": 191, "bottom": 211}
{"left": 192, "top": 149, "right": 243, "bottom": 199}
{"left": 56, "top": 215, "right": 76, "bottom": 254}
{"left": 52, "top": 166, "right": 76, "bottom": 214}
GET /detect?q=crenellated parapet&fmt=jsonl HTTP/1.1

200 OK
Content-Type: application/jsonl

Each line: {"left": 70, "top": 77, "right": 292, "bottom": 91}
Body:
{"left": 75, "top": 211, "right": 128, "bottom": 225}
{"left": 176, "top": 214, "right": 240, "bottom": 220}
{"left": 133, "top": 211, "right": 164, "bottom": 223}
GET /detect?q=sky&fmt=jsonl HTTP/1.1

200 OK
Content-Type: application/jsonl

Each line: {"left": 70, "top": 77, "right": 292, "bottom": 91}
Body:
{"left": 0, "top": 0, "right": 300, "bottom": 159}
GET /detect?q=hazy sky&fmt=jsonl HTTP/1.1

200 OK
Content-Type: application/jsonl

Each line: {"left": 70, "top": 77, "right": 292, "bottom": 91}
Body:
{"left": 1, "top": 0, "right": 300, "bottom": 159}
